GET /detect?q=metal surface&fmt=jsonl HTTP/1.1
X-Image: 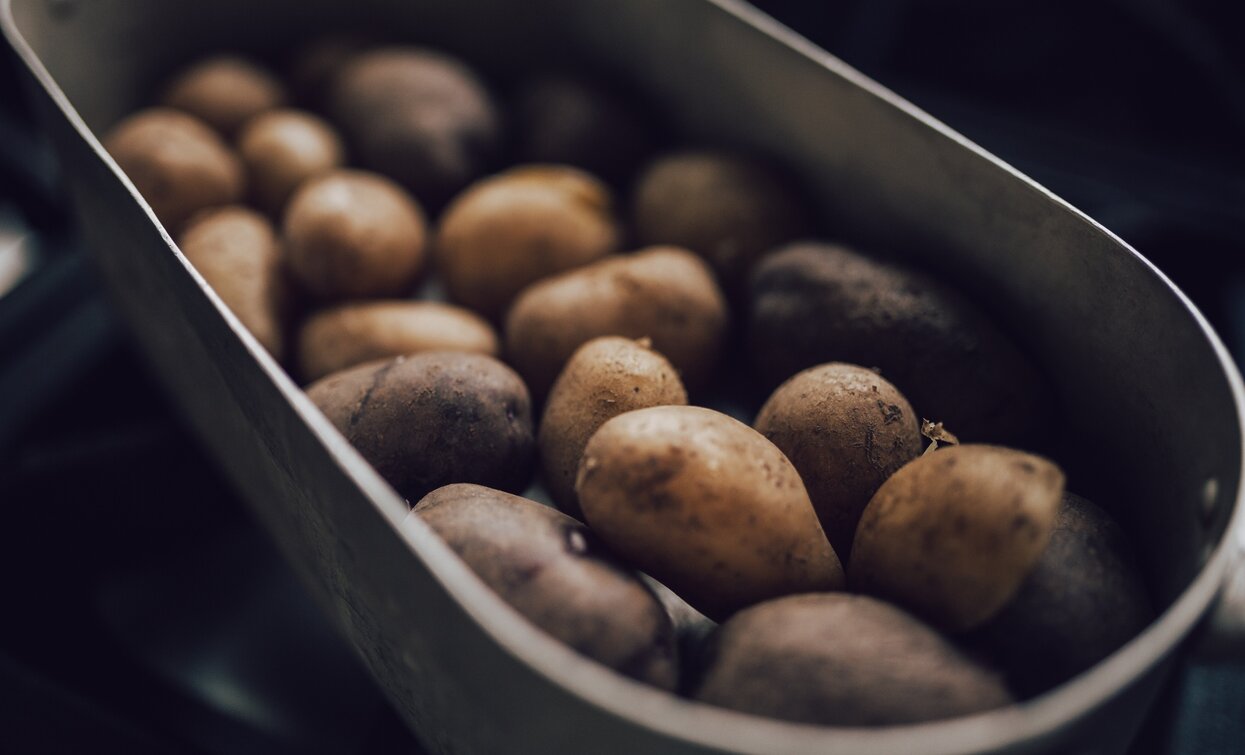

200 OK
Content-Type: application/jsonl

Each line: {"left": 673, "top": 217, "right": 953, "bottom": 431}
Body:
{"left": 3, "top": 0, "right": 1243, "bottom": 753}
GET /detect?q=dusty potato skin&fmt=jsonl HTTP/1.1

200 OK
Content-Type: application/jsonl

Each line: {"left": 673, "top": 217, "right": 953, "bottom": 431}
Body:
{"left": 283, "top": 169, "right": 427, "bottom": 300}
{"left": 539, "top": 337, "right": 688, "bottom": 517}
{"left": 104, "top": 108, "right": 245, "bottom": 232}
{"left": 411, "top": 484, "right": 679, "bottom": 689}
{"left": 297, "top": 300, "right": 499, "bottom": 382}
{"left": 850, "top": 444, "right": 1065, "bottom": 631}
{"left": 238, "top": 109, "right": 345, "bottom": 215}
{"left": 306, "top": 353, "right": 534, "bottom": 502}
{"left": 755, "top": 363, "right": 922, "bottom": 559}
{"left": 693, "top": 594, "right": 1013, "bottom": 725}
{"left": 576, "top": 406, "right": 843, "bottom": 620}
{"left": 748, "top": 243, "right": 1051, "bottom": 445}
{"left": 505, "top": 247, "right": 728, "bottom": 399}
{"left": 160, "top": 55, "right": 287, "bottom": 137}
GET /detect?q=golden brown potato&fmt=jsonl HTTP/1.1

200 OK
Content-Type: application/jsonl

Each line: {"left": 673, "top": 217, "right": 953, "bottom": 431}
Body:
{"left": 160, "top": 55, "right": 287, "bottom": 137}
{"left": 237, "top": 109, "right": 345, "bottom": 215}
{"left": 754, "top": 363, "right": 922, "bottom": 558}
{"left": 297, "top": 300, "right": 499, "bottom": 382}
{"left": 539, "top": 337, "right": 687, "bottom": 516}
{"left": 283, "top": 169, "right": 427, "bottom": 300}
{"left": 850, "top": 444, "right": 1065, "bottom": 631}
{"left": 576, "top": 406, "right": 843, "bottom": 620}
{"left": 411, "top": 484, "right": 678, "bottom": 690}
{"left": 103, "top": 108, "right": 244, "bottom": 232}
{"left": 505, "top": 247, "right": 728, "bottom": 399}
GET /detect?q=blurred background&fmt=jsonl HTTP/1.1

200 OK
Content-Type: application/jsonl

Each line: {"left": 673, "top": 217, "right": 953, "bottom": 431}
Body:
{"left": 1, "top": 0, "right": 1242, "bottom": 753}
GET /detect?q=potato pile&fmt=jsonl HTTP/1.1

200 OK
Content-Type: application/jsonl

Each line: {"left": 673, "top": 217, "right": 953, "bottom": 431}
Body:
{"left": 105, "top": 41, "right": 1154, "bottom": 728}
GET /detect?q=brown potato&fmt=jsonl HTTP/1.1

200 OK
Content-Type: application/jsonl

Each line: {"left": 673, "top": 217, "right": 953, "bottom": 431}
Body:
{"left": 693, "top": 594, "right": 1013, "bottom": 725}
{"left": 411, "top": 484, "right": 678, "bottom": 690}
{"left": 297, "top": 300, "right": 499, "bottom": 382}
{"left": 306, "top": 352, "right": 533, "bottom": 502}
{"left": 160, "top": 55, "right": 287, "bottom": 137}
{"left": 103, "top": 108, "right": 244, "bottom": 232}
{"left": 576, "top": 406, "right": 843, "bottom": 620}
{"left": 505, "top": 247, "right": 728, "bottom": 399}
{"left": 238, "top": 109, "right": 345, "bottom": 216}
{"left": 850, "top": 444, "right": 1065, "bottom": 631}
{"left": 539, "top": 337, "right": 687, "bottom": 517}
{"left": 754, "top": 363, "right": 922, "bottom": 558}
{"left": 283, "top": 169, "right": 427, "bottom": 300}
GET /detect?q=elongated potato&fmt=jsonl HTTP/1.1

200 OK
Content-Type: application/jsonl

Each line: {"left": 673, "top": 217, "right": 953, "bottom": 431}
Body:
{"left": 161, "top": 55, "right": 287, "bottom": 137}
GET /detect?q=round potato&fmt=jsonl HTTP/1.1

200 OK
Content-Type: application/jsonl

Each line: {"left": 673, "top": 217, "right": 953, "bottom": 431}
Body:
{"left": 412, "top": 483, "right": 678, "bottom": 689}
{"left": 435, "top": 166, "right": 619, "bottom": 319}
{"left": 283, "top": 169, "right": 427, "bottom": 300}
{"left": 306, "top": 352, "right": 533, "bottom": 502}
{"left": 539, "top": 337, "right": 687, "bottom": 516}
{"left": 755, "top": 363, "right": 922, "bottom": 558}
{"left": 693, "top": 594, "right": 1013, "bottom": 725}
{"left": 505, "top": 247, "right": 728, "bottom": 399}
{"left": 238, "top": 109, "right": 345, "bottom": 215}
{"left": 850, "top": 444, "right": 1065, "bottom": 631}
{"left": 576, "top": 406, "right": 843, "bottom": 620}
{"left": 160, "top": 55, "right": 287, "bottom": 137}
{"left": 103, "top": 108, "right": 244, "bottom": 232}
{"left": 297, "top": 300, "right": 499, "bottom": 382}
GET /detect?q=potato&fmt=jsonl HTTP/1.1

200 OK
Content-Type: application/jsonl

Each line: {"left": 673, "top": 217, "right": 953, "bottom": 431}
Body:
{"left": 283, "top": 169, "right": 427, "bottom": 300}
{"left": 411, "top": 483, "right": 678, "bottom": 689}
{"left": 238, "top": 109, "right": 345, "bottom": 215}
{"left": 693, "top": 594, "right": 1013, "bottom": 725}
{"left": 576, "top": 406, "right": 843, "bottom": 620}
{"left": 748, "top": 243, "right": 1051, "bottom": 445}
{"left": 160, "top": 55, "right": 287, "bottom": 137}
{"left": 539, "top": 337, "right": 687, "bottom": 516}
{"left": 505, "top": 247, "right": 728, "bottom": 399}
{"left": 435, "top": 166, "right": 619, "bottom": 319}
{"left": 755, "top": 363, "right": 922, "bottom": 558}
{"left": 179, "top": 206, "right": 289, "bottom": 361}
{"left": 631, "top": 151, "right": 807, "bottom": 292}
{"left": 328, "top": 47, "right": 501, "bottom": 207}
{"left": 851, "top": 444, "right": 1064, "bottom": 631}
{"left": 103, "top": 108, "right": 244, "bottom": 232}
{"left": 306, "top": 352, "right": 533, "bottom": 502}
{"left": 297, "top": 300, "right": 499, "bottom": 382}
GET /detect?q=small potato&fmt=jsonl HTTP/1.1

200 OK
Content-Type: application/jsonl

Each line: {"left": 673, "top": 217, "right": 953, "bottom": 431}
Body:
{"left": 851, "top": 444, "right": 1065, "bottom": 631}
{"left": 238, "top": 109, "right": 345, "bottom": 215}
{"left": 411, "top": 484, "right": 678, "bottom": 689}
{"left": 505, "top": 247, "right": 728, "bottom": 399}
{"left": 297, "top": 300, "right": 499, "bottom": 382}
{"left": 103, "top": 108, "right": 244, "bottom": 232}
{"left": 306, "top": 352, "right": 533, "bottom": 502}
{"left": 283, "top": 169, "right": 427, "bottom": 300}
{"left": 576, "top": 406, "right": 843, "bottom": 620}
{"left": 161, "top": 55, "right": 287, "bottom": 137}
{"left": 755, "top": 363, "right": 922, "bottom": 558}
{"left": 693, "top": 594, "right": 1013, "bottom": 726}
{"left": 179, "top": 207, "right": 289, "bottom": 361}
{"left": 539, "top": 337, "right": 687, "bottom": 516}
{"left": 435, "top": 166, "right": 620, "bottom": 319}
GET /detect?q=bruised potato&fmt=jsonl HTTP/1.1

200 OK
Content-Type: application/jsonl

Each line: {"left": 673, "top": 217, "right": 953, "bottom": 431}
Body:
{"left": 411, "top": 484, "right": 678, "bottom": 689}
{"left": 161, "top": 55, "right": 287, "bottom": 137}
{"left": 576, "top": 406, "right": 843, "bottom": 620}
{"left": 238, "top": 109, "right": 345, "bottom": 215}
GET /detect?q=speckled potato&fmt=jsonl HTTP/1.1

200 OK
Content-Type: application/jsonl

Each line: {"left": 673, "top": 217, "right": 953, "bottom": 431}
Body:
{"left": 411, "top": 484, "right": 678, "bottom": 689}
{"left": 306, "top": 352, "right": 533, "bottom": 502}
{"left": 297, "top": 300, "right": 499, "bottom": 382}
{"left": 755, "top": 363, "right": 922, "bottom": 558}
{"left": 104, "top": 108, "right": 244, "bottom": 232}
{"left": 238, "top": 109, "right": 345, "bottom": 215}
{"left": 539, "top": 337, "right": 687, "bottom": 516}
{"left": 693, "top": 594, "right": 1013, "bottom": 725}
{"left": 576, "top": 406, "right": 843, "bottom": 620}
{"left": 505, "top": 247, "right": 728, "bottom": 398}
{"left": 851, "top": 444, "right": 1065, "bottom": 631}
{"left": 283, "top": 169, "right": 427, "bottom": 300}
{"left": 160, "top": 55, "right": 287, "bottom": 137}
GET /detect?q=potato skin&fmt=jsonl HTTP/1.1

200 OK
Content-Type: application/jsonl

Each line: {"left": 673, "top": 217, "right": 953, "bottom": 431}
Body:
{"left": 161, "top": 55, "right": 287, "bottom": 137}
{"left": 238, "top": 109, "right": 345, "bottom": 215}
{"left": 539, "top": 337, "right": 688, "bottom": 517}
{"left": 412, "top": 484, "right": 679, "bottom": 689}
{"left": 505, "top": 247, "right": 728, "bottom": 399}
{"left": 576, "top": 406, "right": 843, "bottom": 620}
{"left": 693, "top": 594, "right": 1013, "bottom": 725}
{"left": 851, "top": 444, "right": 1065, "bottom": 631}
{"left": 755, "top": 363, "right": 922, "bottom": 559}
{"left": 306, "top": 353, "right": 534, "bottom": 502}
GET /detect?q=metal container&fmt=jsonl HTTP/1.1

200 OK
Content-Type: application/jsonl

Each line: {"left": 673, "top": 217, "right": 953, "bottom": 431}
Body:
{"left": 4, "top": 0, "right": 1243, "bottom": 752}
